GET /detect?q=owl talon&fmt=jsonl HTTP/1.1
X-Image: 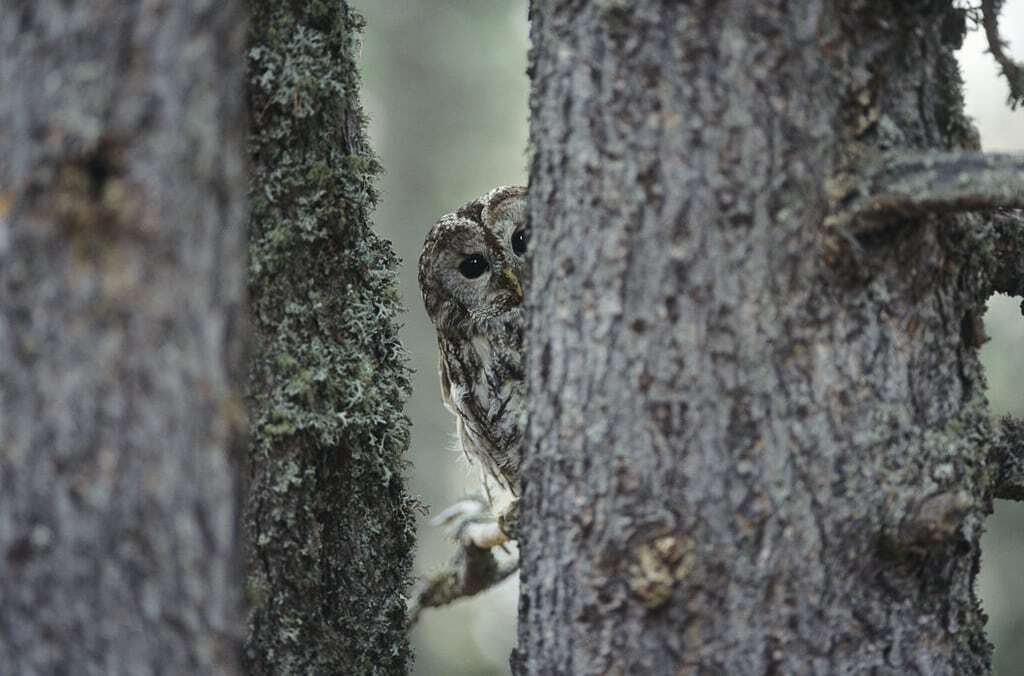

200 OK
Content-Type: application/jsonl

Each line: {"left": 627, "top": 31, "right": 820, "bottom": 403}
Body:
{"left": 432, "top": 495, "right": 516, "bottom": 549}
{"left": 457, "top": 519, "right": 509, "bottom": 549}
{"left": 430, "top": 495, "right": 489, "bottom": 528}
{"left": 497, "top": 499, "right": 519, "bottom": 541}
{"left": 454, "top": 500, "right": 518, "bottom": 549}
{"left": 409, "top": 500, "right": 518, "bottom": 625}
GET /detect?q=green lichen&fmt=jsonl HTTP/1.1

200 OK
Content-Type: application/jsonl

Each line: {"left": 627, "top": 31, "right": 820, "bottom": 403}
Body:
{"left": 244, "top": 3, "right": 415, "bottom": 675}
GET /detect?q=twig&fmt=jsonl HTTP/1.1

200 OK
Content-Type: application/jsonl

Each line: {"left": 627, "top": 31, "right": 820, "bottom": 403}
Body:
{"left": 982, "top": 0, "right": 1024, "bottom": 109}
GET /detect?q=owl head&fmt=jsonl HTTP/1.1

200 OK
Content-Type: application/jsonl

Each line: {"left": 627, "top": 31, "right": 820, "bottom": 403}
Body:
{"left": 418, "top": 185, "right": 529, "bottom": 336}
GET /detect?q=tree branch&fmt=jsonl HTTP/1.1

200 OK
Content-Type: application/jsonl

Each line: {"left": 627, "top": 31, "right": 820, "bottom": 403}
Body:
{"left": 982, "top": 0, "right": 1024, "bottom": 109}
{"left": 828, "top": 152, "right": 1024, "bottom": 236}
{"left": 408, "top": 545, "right": 519, "bottom": 625}
{"left": 993, "top": 416, "right": 1024, "bottom": 501}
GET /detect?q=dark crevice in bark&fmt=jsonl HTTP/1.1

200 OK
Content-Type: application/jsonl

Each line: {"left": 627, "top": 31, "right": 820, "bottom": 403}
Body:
{"left": 885, "top": 490, "right": 975, "bottom": 550}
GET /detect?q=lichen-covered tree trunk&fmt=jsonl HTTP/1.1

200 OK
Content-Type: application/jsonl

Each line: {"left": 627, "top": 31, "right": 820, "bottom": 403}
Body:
{"left": 0, "top": 1, "right": 248, "bottom": 674}
{"left": 519, "top": 2, "right": 1023, "bottom": 674}
{"left": 243, "top": 3, "right": 415, "bottom": 674}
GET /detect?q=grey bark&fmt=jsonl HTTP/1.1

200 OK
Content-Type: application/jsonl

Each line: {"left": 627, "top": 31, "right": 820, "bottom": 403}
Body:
{"left": 243, "top": 2, "right": 416, "bottom": 674}
{"left": 993, "top": 417, "right": 1024, "bottom": 501}
{"left": 518, "top": 2, "right": 1019, "bottom": 674}
{"left": 0, "top": 1, "right": 248, "bottom": 674}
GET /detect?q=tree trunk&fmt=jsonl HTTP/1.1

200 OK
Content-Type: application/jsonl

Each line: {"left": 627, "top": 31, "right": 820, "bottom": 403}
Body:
{"left": 519, "top": 2, "right": 1023, "bottom": 674}
{"left": 0, "top": 1, "right": 248, "bottom": 674}
{"left": 243, "top": 3, "right": 416, "bottom": 674}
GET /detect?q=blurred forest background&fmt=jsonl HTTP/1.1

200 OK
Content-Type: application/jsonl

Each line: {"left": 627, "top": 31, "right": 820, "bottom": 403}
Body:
{"left": 351, "top": 2, "right": 1024, "bottom": 673}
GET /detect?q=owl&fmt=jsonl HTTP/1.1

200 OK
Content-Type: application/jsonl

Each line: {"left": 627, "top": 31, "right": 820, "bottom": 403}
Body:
{"left": 418, "top": 186, "right": 528, "bottom": 541}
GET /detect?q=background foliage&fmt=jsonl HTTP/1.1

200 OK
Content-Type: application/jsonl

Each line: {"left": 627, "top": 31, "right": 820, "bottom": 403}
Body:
{"left": 352, "top": 2, "right": 1023, "bottom": 673}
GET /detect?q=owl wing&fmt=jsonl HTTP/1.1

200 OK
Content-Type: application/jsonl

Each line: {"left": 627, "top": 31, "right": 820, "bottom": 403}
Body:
{"left": 436, "top": 333, "right": 522, "bottom": 494}
{"left": 438, "top": 343, "right": 455, "bottom": 415}
{"left": 438, "top": 344, "right": 490, "bottom": 474}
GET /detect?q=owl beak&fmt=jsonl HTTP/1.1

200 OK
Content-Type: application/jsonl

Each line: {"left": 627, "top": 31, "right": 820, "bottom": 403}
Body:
{"left": 502, "top": 267, "right": 523, "bottom": 304}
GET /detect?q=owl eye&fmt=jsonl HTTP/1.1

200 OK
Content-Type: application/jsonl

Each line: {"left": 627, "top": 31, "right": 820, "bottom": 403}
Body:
{"left": 511, "top": 228, "right": 529, "bottom": 255}
{"left": 458, "top": 254, "right": 489, "bottom": 279}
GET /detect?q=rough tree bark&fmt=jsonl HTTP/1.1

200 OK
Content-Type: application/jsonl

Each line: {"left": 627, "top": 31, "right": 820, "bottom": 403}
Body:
{"left": 0, "top": 1, "right": 248, "bottom": 674}
{"left": 519, "top": 2, "right": 1024, "bottom": 674}
{"left": 243, "top": 2, "right": 416, "bottom": 674}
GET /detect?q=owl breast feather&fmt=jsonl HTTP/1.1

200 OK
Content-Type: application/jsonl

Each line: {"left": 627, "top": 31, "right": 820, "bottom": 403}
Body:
{"left": 440, "top": 321, "right": 524, "bottom": 494}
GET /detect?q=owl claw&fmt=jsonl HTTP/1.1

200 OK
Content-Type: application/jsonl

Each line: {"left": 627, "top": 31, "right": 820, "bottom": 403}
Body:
{"left": 497, "top": 499, "right": 519, "bottom": 540}
{"left": 457, "top": 520, "right": 509, "bottom": 549}
{"left": 432, "top": 495, "right": 515, "bottom": 550}
{"left": 409, "top": 497, "right": 521, "bottom": 625}
{"left": 429, "top": 495, "right": 489, "bottom": 528}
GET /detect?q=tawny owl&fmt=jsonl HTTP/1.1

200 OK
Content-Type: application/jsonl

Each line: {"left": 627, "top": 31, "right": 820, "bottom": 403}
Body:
{"left": 418, "top": 186, "right": 528, "bottom": 541}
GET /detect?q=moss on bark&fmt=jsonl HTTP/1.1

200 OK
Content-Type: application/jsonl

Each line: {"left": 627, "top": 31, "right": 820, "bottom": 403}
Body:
{"left": 244, "top": 3, "right": 415, "bottom": 674}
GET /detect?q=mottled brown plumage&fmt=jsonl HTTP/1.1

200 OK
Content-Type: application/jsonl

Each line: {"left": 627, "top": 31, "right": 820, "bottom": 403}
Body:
{"left": 418, "top": 185, "right": 528, "bottom": 497}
